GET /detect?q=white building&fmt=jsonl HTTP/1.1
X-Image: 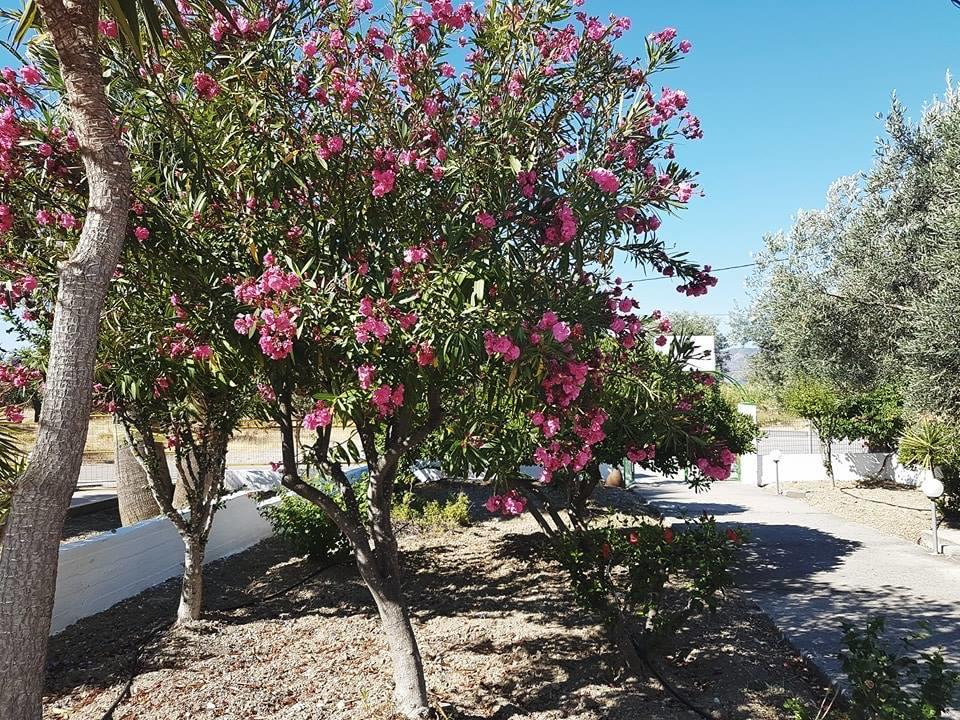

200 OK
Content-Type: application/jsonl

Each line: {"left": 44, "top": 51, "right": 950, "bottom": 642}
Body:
{"left": 654, "top": 334, "right": 716, "bottom": 372}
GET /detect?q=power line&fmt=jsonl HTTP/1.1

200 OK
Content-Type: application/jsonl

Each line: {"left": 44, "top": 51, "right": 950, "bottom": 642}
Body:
{"left": 622, "top": 257, "right": 787, "bottom": 283}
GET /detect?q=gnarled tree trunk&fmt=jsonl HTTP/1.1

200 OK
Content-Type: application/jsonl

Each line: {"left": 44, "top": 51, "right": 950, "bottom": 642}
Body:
{"left": 357, "top": 553, "right": 430, "bottom": 718}
{"left": 275, "top": 386, "right": 438, "bottom": 719}
{"left": 121, "top": 417, "right": 228, "bottom": 625}
{"left": 0, "top": 3, "right": 130, "bottom": 716}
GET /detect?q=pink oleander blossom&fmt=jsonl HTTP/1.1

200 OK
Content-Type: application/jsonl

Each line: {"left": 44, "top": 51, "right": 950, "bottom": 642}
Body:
{"left": 371, "top": 168, "right": 396, "bottom": 197}
{"left": 303, "top": 400, "right": 333, "bottom": 430}
{"left": 357, "top": 363, "right": 376, "bottom": 390}
{"left": 588, "top": 168, "right": 619, "bottom": 194}
{"left": 370, "top": 383, "right": 404, "bottom": 417}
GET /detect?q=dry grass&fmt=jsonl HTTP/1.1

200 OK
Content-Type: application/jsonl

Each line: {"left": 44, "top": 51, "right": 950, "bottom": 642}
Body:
{"left": 3, "top": 416, "right": 355, "bottom": 467}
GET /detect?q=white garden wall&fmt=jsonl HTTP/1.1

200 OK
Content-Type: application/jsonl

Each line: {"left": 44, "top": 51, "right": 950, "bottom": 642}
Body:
{"left": 758, "top": 452, "right": 919, "bottom": 486}
{"left": 51, "top": 489, "right": 275, "bottom": 635}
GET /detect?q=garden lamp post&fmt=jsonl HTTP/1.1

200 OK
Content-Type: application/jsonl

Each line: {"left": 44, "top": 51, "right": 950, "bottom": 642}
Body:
{"left": 921, "top": 470, "right": 945, "bottom": 555}
{"left": 771, "top": 449, "right": 783, "bottom": 495}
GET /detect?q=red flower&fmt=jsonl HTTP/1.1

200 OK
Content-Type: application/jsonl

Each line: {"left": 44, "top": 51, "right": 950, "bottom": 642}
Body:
{"left": 628, "top": 532, "right": 639, "bottom": 545}
{"left": 663, "top": 528, "right": 674, "bottom": 544}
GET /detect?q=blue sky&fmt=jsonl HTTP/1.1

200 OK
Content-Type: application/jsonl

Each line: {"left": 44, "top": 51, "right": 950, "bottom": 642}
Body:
{"left": 602, "top": 0, "right": 960, "bottom": 328}
{"left": 2, "top": 0, "right": 958, "bottom": 348}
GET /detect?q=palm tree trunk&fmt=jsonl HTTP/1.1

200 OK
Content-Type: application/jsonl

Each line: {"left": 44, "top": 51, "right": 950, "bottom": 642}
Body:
{"left": 0, "top": 2, "right": 131, "bottom": 717}
{"left": 114, "top": 422, "right": 162, "bottom": 525}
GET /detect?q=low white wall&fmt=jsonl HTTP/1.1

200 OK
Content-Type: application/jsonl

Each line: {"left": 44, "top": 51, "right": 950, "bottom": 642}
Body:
{"left": 51, "top": 490, "right": 274, "bottom": 635}
{"left": 759, "top": 452, "right": 913, "bottom": 485}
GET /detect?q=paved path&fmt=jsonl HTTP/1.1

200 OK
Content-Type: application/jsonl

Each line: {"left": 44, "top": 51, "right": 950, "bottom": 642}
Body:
{"left": 630, "top": 478, "right": 960, "bottom": 707}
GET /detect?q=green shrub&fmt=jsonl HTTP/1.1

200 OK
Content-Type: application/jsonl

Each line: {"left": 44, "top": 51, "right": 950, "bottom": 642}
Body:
{"left": 262, "top": 491, "right": 349, "bottom": 560}
{"left": 393, "top": 491, "right": 471, "bottom": 530}
{"left": 840, "top": 617, "right": 958, "bottom": 720}
{"left": 554, "top": 514, "right": 745, "bottom": 639}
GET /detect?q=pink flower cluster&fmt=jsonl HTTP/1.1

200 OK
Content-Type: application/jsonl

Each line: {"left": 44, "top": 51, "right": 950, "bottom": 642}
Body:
{"left": 484, "top": 489, "right": 526, "bottom": 517}
{"left": 157, "top": 300, "right": 215, "bottom": 362}
{"left": 475, "top": 212, "right": 496, "bottom": 230}
{"left": 1, "top": 363, "right": 42, "bottom": 423}
{"left": 355, "top": 297, "right": 391, "bottom": 344}
{"left": 411, "top": 342, "right": 436, "bottom": 367}
{"left": 483, "top": 330, "right": 520, "bottom": 362}
{"left": 314, "top": 134, "right": 345, "bottom": 161}
{"left": 541, "top": 359, "right": 589, "bottom": 408}
{"left": 588, "top": 167, "right": 619, "bottom": 194}
{"left": 535, "top": 311, "right": 572, "bottom": 344}
{"left": 652, "top": 87, "right": 688, "bottom": 126}
{"left": 676, "top": 265, "right": 718, "bottom": 297}
{"left": 0, "top": 203, "right": 13, "bottom": 234}
{"left": 0, "top": 67, "right": 41, "bottom": 112}
{"left": 647, "top": 27, "right": 677, "bottom": 45}
{"left": 303, "top": 400, "right": 334, "bottom": 431}
{"left": 606, "top": 281, "right": 651, "bottom": 349}
{"left": 209, "top": 9, "right": 271, "bottom": 43}
{"left": 517, "top": 170, "right": 537, "bottom": 199}
{"left": 98, "top": 20, "right": 119, "bottom": 38}
{"left": 695, "top": 447, "right": 736, "bottom": 480}
{"left": 357, "top": 363, "right": 376, "bottom": 390}
{"left": 403, "top": 245, "right": 429, "bottom": 265}
{"left": 542, "top": 201, "right": 578, "bottom": 246}
{"left": 192, "top": 72, "right": 221, "bottom": 101}
{"left": 371, "top": 383, "right": 404, "bottom": 417}
{"left": 626, "top": 443, "right": 656, "bottom": 463}
{"left": 0, "top": 363, "right": 41, "bottom": 389}
{"left": 371, "top": 147, "right": 398, "bottom": 197}
{"left": 532, "top": 404, "right": 608, "bottom": 483}
{"left": 0, "top": 273, "right": 37, "bottom": 310}
{"left": 232, "top": 251, "right": 302, "bottom": 360}
{"left": 0, "top": 108, "right": 22, "bottom": 177}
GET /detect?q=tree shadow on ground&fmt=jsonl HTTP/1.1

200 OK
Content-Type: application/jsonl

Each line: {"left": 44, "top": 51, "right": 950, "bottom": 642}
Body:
{"left": 44, "top": 537, "right": 370, "bottom": 696}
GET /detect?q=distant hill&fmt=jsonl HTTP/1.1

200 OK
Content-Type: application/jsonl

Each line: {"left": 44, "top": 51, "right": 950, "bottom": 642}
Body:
{"left": 720, "top": 346, "right": 758, "bottom": 383}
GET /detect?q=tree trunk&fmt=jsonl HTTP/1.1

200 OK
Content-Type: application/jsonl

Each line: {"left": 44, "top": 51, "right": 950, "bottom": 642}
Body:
{"left": 357, "top": 555, "right": 431, "bottom": 719}
{"left": 177, "top": 538, "right": 205, "bottom": 624}
{"left": 115, "top": 424, "right": 162, "bottom": 525}
{"left": 0, "top": 2, "right": 131, "bottom": 716}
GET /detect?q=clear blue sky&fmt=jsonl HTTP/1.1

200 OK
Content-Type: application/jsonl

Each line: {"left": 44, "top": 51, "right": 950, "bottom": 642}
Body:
{"left": 1, "top": 0, "right": 958, "bottom": 348}
{"left": 602, "top": 0, "right": 960, "bottom": 328}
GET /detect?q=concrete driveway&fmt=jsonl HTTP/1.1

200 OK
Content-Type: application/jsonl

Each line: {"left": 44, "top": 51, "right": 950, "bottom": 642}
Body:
{"left": 630, "top": 478, "right": 960, "bottom": 709}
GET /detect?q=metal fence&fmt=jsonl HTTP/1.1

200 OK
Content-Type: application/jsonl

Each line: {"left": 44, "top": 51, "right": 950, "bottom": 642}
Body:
{"left": 756, "top": 419, "right": 868, "bottom": 456}
{"left": 75, "top": 423, "right": 287, "bottom": 490}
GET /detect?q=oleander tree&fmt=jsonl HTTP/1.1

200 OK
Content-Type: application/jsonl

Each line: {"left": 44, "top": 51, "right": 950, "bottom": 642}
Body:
{"left": 0, "top": 0, "right": 286, "bottom": 624}
{"left": 97, "top": 258, "right": 259, "bottom": 623}
{"left": 4, "top": 0, "right": 721, "bottom": 716}
{"left": 214, "top": 2, "right": 714, "bottom": 716}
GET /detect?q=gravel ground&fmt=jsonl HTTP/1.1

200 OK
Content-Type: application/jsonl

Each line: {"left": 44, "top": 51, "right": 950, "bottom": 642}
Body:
{"left": 44, "top": 488, "right": 830, "bottom": 720}
{"left": 779, "top": 480, "right": 939, "bottom": 543}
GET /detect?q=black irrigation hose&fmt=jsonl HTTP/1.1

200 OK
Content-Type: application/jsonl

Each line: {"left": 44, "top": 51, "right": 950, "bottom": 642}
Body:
{"left": 98, "top": 557, "right": 350, "bottom": 720}
{"left": 641, "top": 653, "right": 721, "bottom": 720}
{"left": 626, "top": 633, "right": 721, "bottom": 720}
{"left": 838, "top": 487, "right": 930, "bottom": 513}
